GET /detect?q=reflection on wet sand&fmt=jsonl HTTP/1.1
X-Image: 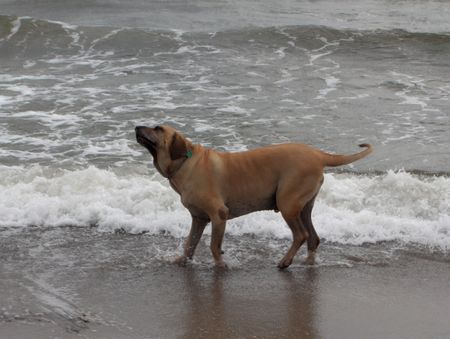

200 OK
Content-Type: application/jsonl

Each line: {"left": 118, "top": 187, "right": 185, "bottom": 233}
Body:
{"left": 180, "top": 267, "right": 320, "bottom": 338}
{"left": 280, "top": 268, "right": 319, "bottom": 338}
{"left": 181, "top": 268, "right": 228, "bottom": 338}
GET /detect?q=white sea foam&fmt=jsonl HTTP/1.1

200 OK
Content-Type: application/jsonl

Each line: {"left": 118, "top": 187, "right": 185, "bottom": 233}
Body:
{"left": 217, "top": 106, "right": 249, "bottom": 115}
{"left": 316, "top": 75, "right": 341, "bottom": 99}
{"left": 155, "top": 44, "right": 220, "bottom": 57}
{"left": 390, "top": 71, "right": 431, "bottom": 109}
{"left": 81, "top": 139, "right": 142, "bottom": 158}
{"left": 274, "top": 47, "right": 287, "bottom": 58}
{"left": 0, "top": 166, "right": 188, "bottom": 234}
{"left": 0, "top": 166, "right": 448, "bottom": 250}
{"left": 0, "top": 74, "right": 57, "bottom": 82}
{"left": 6, "top": 84, "right": 35, "bottom": 97}
{"left": 0, "top": 95, "right": 14, "bottom": 107}
{"left": 89, "top": 28, "right": 125, "bottom": 50}
{"left": 309, "top": 51, "right": 333, "bottom": 64}
{"left": 5, "top": 17, "right": 25, "bottom": 41}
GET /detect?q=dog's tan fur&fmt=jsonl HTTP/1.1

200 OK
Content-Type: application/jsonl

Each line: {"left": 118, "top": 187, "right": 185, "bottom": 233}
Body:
{"left": 136, "top": 125, "right": 372, "bottom": 268}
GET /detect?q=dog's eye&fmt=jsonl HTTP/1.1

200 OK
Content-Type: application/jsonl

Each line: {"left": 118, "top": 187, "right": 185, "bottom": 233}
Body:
{"left": 154, "top": 126, "right": 164, "bottom": 132}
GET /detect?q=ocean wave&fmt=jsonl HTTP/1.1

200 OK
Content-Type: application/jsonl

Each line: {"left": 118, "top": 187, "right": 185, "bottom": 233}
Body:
{"left": 0, "top": 165, "right": 448, "bottom": 250}
{"left": 2, "top": 15, "right": 450, "bottom": 57}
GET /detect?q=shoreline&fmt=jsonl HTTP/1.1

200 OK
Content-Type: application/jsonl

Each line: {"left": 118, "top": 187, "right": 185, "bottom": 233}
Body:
{"left": 1, "top": 227, "right": 449, "bottom": 338}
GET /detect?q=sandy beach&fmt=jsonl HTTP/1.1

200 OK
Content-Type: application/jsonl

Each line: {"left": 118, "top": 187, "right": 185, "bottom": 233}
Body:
{"left": 1, "top": 227, "right": 449, "bottom": 339}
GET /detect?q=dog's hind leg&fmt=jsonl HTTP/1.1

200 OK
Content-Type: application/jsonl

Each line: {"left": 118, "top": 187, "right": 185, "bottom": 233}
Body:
{"left": 301, "top": 195, "right": 320, "bottom": 265}
{"left": 276, "top": 177, "right": 322, "bottom": 269}
{"left": 277, "top": 198, "right": 309, "bottom": 269}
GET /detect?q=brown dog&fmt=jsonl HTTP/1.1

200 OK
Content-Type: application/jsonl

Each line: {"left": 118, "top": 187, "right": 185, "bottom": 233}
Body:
{"left": 135, "top": 125, "right": 372, "bottom": 268}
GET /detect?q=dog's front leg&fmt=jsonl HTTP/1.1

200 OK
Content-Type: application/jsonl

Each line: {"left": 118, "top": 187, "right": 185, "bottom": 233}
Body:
{"left": 174, "top": 216, "right": 208, "bottom": 265}
{"left": 184, "top": 216, "right": 209, "bottom": 259}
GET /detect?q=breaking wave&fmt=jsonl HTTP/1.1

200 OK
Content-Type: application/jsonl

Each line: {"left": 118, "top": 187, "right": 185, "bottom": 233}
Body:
{"left": 1, "top": 165, "right": 448, "bottom": 250}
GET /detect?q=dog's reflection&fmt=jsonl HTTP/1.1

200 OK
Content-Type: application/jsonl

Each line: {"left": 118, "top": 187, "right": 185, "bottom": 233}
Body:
{"left": 180, "top": 266, "right": 319, "bottom": 339}
{"left": 279, "top": 268, "right": 319, "bottom": 338}
{"left": 180, "top": 267, "right": 228, "bottom": 339}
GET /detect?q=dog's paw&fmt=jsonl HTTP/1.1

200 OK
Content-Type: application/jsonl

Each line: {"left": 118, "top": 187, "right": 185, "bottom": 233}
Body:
{"left": 277, "top": 257, "right": 293, "bottom": 269}
{"left": 172, "top": 255, "right": 188, "bottom": 266}
{"left": 214, "top": 260, "right": 229, "bottom": 270}
{"left": 303, "top": 251, "right": 316, "bottom": 266}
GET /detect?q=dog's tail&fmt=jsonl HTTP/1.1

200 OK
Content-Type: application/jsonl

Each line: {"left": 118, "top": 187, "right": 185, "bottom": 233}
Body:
{"left": 322, "top": 144, "right": 373, "bottom": 167}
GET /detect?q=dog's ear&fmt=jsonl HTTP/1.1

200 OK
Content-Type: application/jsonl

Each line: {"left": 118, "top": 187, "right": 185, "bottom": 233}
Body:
{"left": 169, "top": 132, "right": 187, "bottom": 160}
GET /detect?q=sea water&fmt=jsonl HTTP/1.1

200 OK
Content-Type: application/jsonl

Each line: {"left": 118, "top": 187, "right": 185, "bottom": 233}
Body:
{"left": 1, "top": 1, "right": 449, "bottom": 255}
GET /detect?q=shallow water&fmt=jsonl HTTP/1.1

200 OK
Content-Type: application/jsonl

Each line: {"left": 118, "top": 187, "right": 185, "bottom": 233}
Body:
{"left": 1, "top": 227, "right": 450, "bottom": 339}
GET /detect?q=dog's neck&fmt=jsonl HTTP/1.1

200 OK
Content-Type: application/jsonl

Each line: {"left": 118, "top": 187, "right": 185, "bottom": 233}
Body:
{"left": 167, "top": 157, "right": 187, "bottom": 179}
{"left": 166, "top": 153, "right": 190, "bottom": 194}
{"left": 166, "top": 148, "right": 194, "bottom": 179}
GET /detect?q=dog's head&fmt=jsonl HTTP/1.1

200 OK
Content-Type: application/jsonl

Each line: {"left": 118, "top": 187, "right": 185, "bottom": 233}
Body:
{"left": 135, "top": 125, "right": 191, "bottom": 177}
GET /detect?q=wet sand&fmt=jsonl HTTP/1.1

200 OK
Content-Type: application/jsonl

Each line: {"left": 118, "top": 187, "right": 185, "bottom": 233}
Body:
{"left": 1, "top": 227, "right": 449, "bottom": 338}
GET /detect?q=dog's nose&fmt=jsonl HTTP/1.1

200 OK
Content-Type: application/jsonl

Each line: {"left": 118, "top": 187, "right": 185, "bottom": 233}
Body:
{"left": 135, "top": 126, "right": 148, "bottom": 134}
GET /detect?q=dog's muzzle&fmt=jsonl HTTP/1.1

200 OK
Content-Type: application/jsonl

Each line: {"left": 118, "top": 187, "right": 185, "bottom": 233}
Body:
{"left": 135, "top": 126, "right": 157, "bottom": 148}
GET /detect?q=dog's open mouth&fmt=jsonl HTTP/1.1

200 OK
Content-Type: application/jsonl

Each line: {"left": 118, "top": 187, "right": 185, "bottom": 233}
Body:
{"left": 135, "top": 127, "right": 157, "bottom": 148}
{"left": 135, "top": 127, "right": 158, "bottom": 159}
{"left": 136, "top": 135, "right": 156, "bottom": 148}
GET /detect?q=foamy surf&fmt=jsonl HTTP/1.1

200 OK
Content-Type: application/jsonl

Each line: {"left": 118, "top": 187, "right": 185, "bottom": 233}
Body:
{"left": 1, "top": 165, "right": 448, "bottom": 251}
